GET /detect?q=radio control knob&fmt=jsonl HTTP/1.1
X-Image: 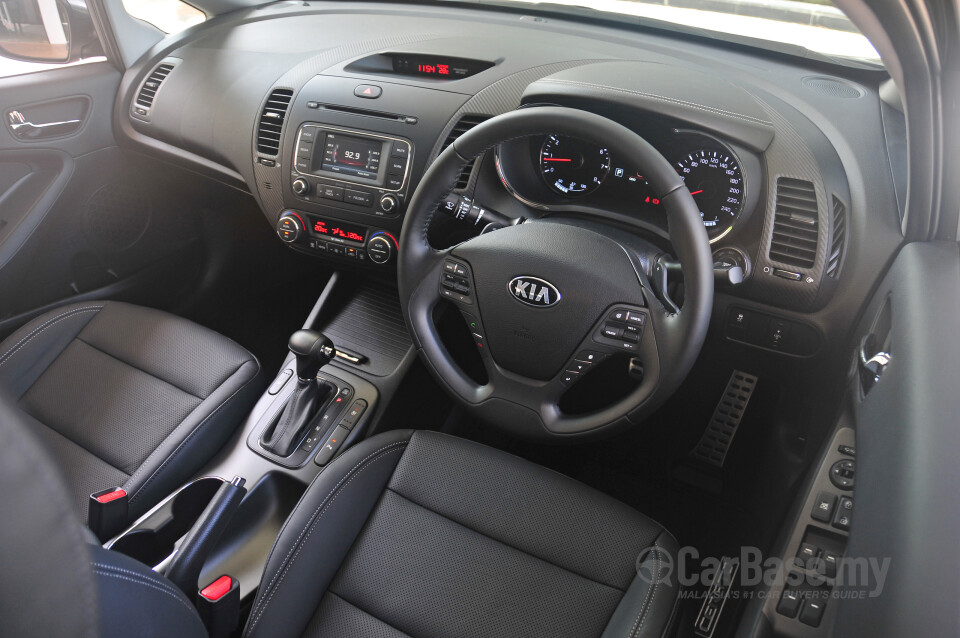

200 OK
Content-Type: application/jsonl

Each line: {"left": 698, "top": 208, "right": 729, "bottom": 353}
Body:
{"left": 367, "top": 235, "right": 393, "bottom": 264}
{"left": 276, "top": 213, "right": 302, "bottom": 243}
{"left": 379, "top": 194, "right": 398, "bottom": 213}
{"left": 292, "top": 178, "right": 309, "bottom": 195}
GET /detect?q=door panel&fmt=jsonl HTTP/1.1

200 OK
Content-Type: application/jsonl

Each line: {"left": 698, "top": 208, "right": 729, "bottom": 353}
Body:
{"left": 835, "top": 241, "right": 960, "bottom": 636}
{"left": 0, "top": 61, "right": 203, "bottom": 330}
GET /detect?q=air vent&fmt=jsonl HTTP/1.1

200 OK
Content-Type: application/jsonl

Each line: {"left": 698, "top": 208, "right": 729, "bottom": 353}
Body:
{"left": 135, "top": 63, "right": 174, "bottom": 109}
{"left": 256, "top": 89, "right": 293, "bottom": 156}
{"left": 769, "top": 178, "right": 819, "bottom": 269}
{"left": 826, "top": 196, "right": 847, "bottom": 278}
{"left": 440, "top": 115, "right": 489, "bottom": 189}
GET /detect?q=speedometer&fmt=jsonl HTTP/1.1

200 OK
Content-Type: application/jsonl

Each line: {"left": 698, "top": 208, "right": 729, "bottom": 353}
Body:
{"left": 539, "top": 135, "right": 611, "bottom": 196}
{"left": 675, "top": 149, "right": 744, "bottom": 240}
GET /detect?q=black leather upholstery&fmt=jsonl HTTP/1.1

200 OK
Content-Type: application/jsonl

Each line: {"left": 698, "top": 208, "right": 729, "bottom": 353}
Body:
{"left": 91, "top": 545, "right": 207, "bottom": 638}
{"left": 245, "top": 430, "right": 680, "bottom": 638}
{"left": 0, "top": 301, "right": 263, "bottom": 521}
{"left": 0, "top": 393, "right": 208, "bottom": 638}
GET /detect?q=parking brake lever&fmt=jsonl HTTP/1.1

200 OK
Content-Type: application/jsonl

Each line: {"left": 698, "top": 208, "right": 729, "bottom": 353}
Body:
{"left": 165, "top": 476, "right": 247, "bottom": 596}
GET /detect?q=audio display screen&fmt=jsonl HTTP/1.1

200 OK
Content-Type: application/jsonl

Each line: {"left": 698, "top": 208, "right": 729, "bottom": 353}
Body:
{"left": 312, "top": 217, "right": 366, "bottom": 243}
{"left": 321, "top": 133, "right": 382, "bottom": 180}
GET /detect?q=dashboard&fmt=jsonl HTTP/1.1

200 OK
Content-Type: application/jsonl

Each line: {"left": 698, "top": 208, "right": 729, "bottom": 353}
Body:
{"left": 113, "top": 1, "right": 906, "bottom": 355}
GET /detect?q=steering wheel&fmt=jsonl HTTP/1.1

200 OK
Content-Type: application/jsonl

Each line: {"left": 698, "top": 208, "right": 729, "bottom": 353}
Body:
{"left": 398, "top": 106, "right": 713, "bottom": 440}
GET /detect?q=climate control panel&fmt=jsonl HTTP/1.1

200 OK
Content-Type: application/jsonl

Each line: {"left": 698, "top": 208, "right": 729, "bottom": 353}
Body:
{"left": 276, "top": 211, "right": 398, "bottom": 266}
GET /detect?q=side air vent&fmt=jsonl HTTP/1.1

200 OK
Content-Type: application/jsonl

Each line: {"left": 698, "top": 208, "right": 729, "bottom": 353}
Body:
{"left": 440, "top": 115, "right": 489, "bottom": 189}
{"left": 135, "top": 63, "right": 174, "bottom": 109}
{"left": 826, "top": 196, "right": 847, "bottom": 277}
{"left": 256, "top": 89, "right": 294, "bottom": 156}
{"left": 769, "top": 178, "right": 819, "bottom": 269}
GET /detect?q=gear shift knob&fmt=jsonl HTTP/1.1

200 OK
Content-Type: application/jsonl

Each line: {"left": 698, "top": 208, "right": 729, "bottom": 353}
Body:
{"left": 288, "top": 330, "right": 335, "bottom": 382}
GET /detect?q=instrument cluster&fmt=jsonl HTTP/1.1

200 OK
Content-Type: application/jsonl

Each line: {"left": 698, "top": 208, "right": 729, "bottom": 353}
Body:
{"left": 496, "top": 128, "right": 757, "bottom": 243}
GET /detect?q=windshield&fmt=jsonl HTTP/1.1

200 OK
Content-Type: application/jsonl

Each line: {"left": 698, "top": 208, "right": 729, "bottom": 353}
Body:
{"left": 492, "top": 0, "right": 880, "bottom": 64}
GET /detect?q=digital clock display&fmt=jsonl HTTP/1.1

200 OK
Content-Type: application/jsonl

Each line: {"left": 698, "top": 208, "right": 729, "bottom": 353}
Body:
{"left": 312, "top": 218, "right": 366, "bottom": 243}
{"left": 390, "top": 54, "right": 495, "bottom": 80}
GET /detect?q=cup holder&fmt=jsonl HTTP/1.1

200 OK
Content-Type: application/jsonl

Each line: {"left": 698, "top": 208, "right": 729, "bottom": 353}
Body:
{"left": 108, "top": 477, "right": 224, "bottom": 567}
{"left": 107, "top": 472, "right": 307, "bottom": 596}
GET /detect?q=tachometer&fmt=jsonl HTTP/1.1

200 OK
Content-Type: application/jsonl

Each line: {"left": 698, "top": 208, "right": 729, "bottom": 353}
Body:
{"left": 675, "top": 149, "right": 744, "bottom": 240}
{"left": 539, "top": 135, "right": 610, "bottom": 196}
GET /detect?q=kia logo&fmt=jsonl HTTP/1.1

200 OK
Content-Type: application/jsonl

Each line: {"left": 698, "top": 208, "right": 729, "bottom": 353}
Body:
{"left": 508, "top": 276, "right": 561, "bottom": 308}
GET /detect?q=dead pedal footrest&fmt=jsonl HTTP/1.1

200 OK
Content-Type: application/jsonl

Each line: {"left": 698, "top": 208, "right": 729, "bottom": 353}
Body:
{"left": 690, "top": 370, "right": 758, "bottom": 468}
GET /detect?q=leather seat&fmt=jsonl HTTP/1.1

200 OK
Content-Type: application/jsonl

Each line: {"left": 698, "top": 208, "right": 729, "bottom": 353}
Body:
{"left": 0, "top": 300, "right": 262, "bottom": 522}
{"left": 244, "top": 429, "right": 680, "bottom": 638}
{"left": 0, "top": 405, "right": 679, "bottom": 638}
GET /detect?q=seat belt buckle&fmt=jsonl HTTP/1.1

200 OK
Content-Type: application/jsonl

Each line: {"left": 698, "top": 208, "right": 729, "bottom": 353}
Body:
{"left": 88, "top": 488, "right": 128, "bottom": 542}
{"left": 198, "top": 575, "right": 240, "bottom": 638}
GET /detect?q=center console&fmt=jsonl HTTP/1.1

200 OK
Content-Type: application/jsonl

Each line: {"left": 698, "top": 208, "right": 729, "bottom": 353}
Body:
{"left": 252, "top": 74, "right": 471, "bottom": 269}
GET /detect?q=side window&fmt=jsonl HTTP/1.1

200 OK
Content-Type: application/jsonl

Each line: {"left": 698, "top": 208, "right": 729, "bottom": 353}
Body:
{"left": 0, "top": 0, "right": 104, "bottom": 78}
{"left": 121, "top": 0, "right": 204, "bottom": 34}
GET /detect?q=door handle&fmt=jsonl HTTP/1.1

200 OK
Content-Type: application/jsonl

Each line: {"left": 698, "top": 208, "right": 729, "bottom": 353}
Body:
{"left": 859, "top": 333, "right": 891, "bottom": 394}
{"left": 7, "top": 110, "right": 82, "bottom": 139}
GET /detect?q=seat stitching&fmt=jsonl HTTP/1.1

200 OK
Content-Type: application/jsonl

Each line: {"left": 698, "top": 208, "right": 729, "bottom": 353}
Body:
{"left": 246, "top": 441, "right": 408, "bottom": 634}
{"left": 126, "top": 362, "right": 258, "bottom": 504}
{"left": 324, "top": 591, "right": 415, "bottom": 637}
{"left": 250, "top": 440, "right": 410, "bottom": 617}
{"left": 0, "top": 305, "right": 103, "bottom": 369}
{"left": 75, "top": 336, "right": 204, "bottom": 400}
{"left": 386, "top": 486, "right": 625, "bottom": 592}
{"left": 7, "top": 397, "right": 99, "bottom": 638}
{"left": 629, "top": 540, "right": 663, "bottom": 638}
{"left": 92, "top": 562, "right": 186, "bottom": 599}
{"left": 29, "top": 418, "right": 131, "bottom": 478}
{"left": 93, "top": 569, "right": 197, "bottom": 616}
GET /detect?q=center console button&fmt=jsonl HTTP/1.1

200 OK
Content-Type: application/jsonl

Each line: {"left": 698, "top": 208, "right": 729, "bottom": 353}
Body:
{"left": 354, "top": 84, "right": 382, "bottom": 99}
{"left": 385, "top": 174, "right": 403, "bottom": 190}
{"left": 344, "top": 189, "right": 373, "bottom": 207}
{"left": 296, "top": 142, "right": 313, "bottom": 158}
{"left": 267, "top": 369, "right": 293, "bottom": 395}
{"left": 391, "top": 142, "right": 409, "bottom": 159}
{"left": 319, "top": 184, "right": 344, "bottom": 201}
{"left": 341, "top": 399, "right": 368, "bottom": 428}
{"left": 295, "top": 157, "right": 310, "bottom": 172}
{"left": 299, "top": 128, "right": 316, "bottom": 143}
{"left": 387, "top": 157, "right": 407, "bottom": 174}
{"left": 314, "top": 425, "right": 350, "bottom": 466}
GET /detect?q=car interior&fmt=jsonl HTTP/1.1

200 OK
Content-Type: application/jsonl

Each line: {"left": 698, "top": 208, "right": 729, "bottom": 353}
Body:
{"left": 0, "top": 0, "right": 958, "bottom": 636}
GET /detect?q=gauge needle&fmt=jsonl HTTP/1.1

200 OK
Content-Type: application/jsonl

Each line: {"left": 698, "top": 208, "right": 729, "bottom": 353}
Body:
{"left": 689, "top": 190, "right": 704, "bottom": 195}
{"left": 542, "top": 158, "right": 573, "bottom": 162}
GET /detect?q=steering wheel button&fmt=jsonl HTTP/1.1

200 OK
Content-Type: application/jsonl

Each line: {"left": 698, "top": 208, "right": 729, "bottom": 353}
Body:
{"left": 602, "top": 324, "right": 622, "bottom": 339}
{"left": 570, "top": 361, "right": 590, "bottom": 372}
{"left": 560, "top": 370, "right": 579, "bottom": 386}
{"left": 625, "top": 312, "right": 646, "bottom": 325}
{"left": 608, "top": 309, "right": 628, "bottom": 322}
{"left": 575, "top": 350, "right": 606, "bottom": 363}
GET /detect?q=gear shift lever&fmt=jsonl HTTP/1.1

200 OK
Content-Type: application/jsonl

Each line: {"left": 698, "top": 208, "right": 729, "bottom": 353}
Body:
{"left": 289, "top": 330, "right": 336, "bottom": 382}
{"left": 261, "top": 331, "right": 336, "bottom": 457}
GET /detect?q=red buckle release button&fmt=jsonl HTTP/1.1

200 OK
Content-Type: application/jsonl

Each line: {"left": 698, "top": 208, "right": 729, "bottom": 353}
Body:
{"left": 200, "top": 576, "right": 233, "bottom": 601}
{"left": 94, "top": 489, "right": 126, "bottom": 504}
